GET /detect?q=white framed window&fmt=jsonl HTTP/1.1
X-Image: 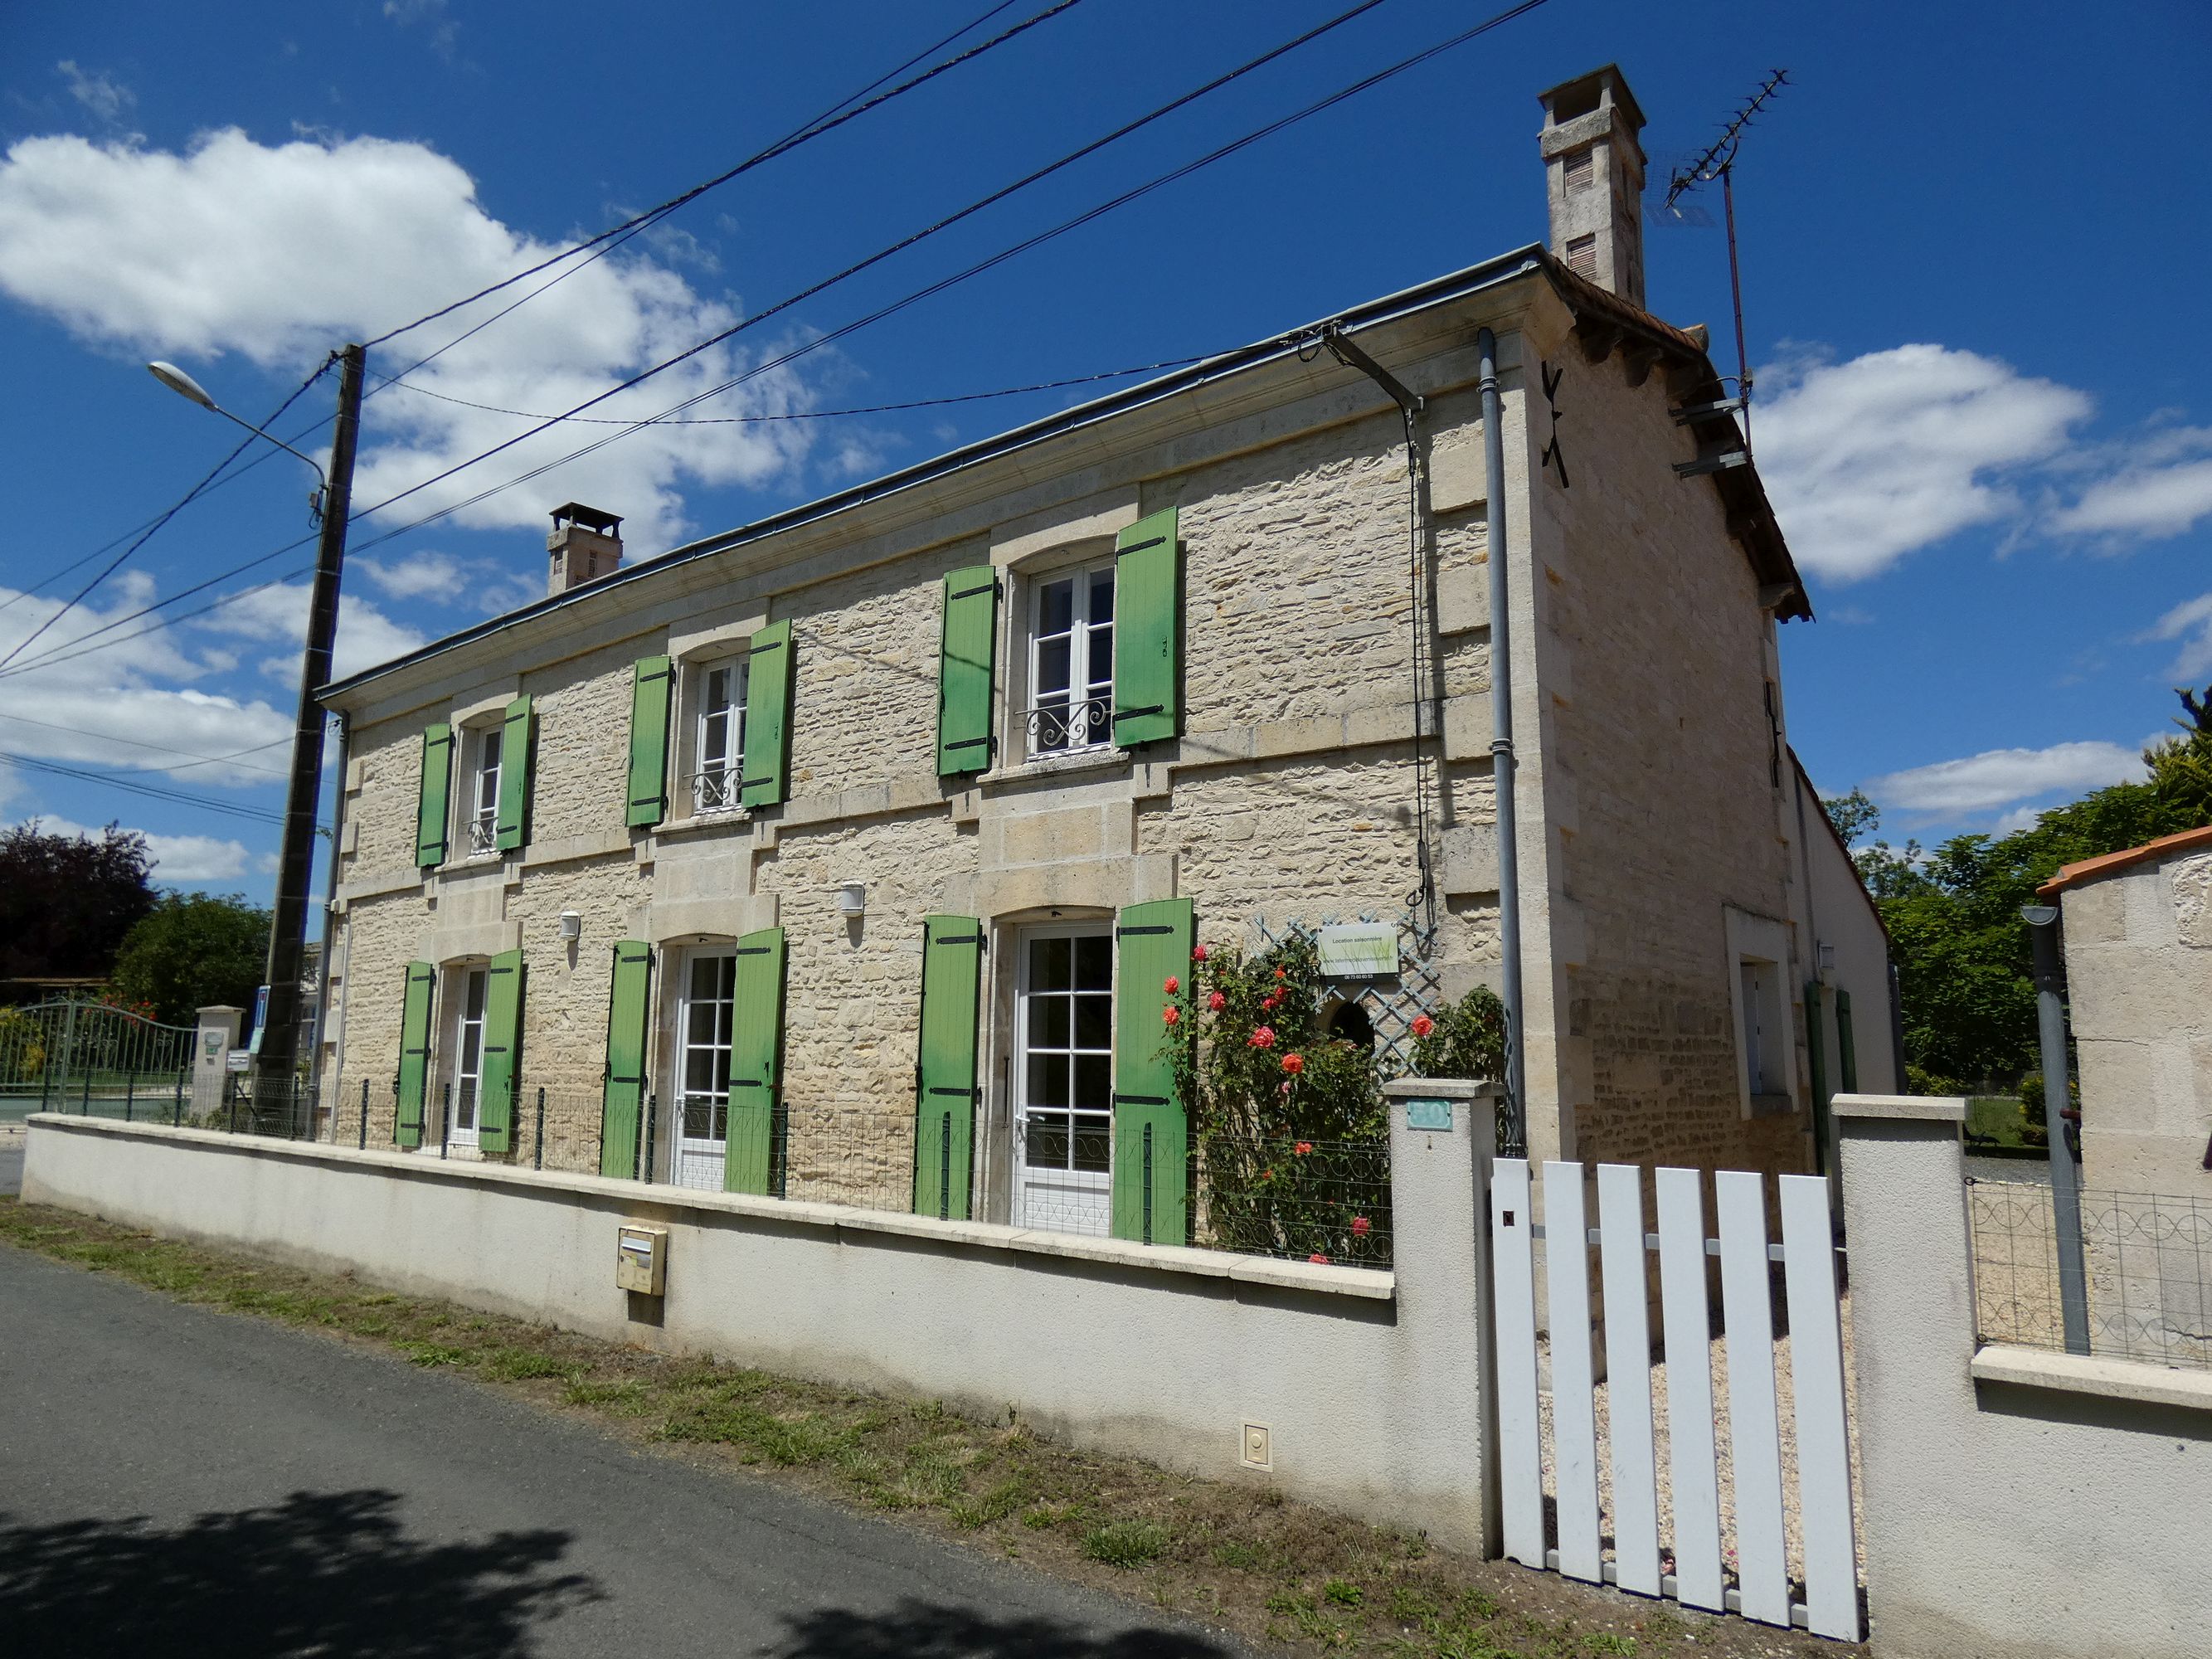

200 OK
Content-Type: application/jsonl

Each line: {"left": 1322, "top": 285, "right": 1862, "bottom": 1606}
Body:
{"left": 464, "top": 724, "right": 503, "bottom": 858}
{"left": 1024, "top": 561, "right": 1115, "bottom": 759}
{"left": 687, "top": 656, "right": 747, "bottom": 816}
{"left": 1013, "top": 924, "right": 1114, "bottom": 1235}
{"left": 442, "top": 963, "right": 488, "bottom": 1149}
{"left": 673, "top": 946, "right": 735, "bottom": 1190}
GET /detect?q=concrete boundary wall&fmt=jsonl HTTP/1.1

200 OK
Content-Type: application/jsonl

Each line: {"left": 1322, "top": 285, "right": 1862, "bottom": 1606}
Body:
{"left": 22, "top": 1090, "right": 1498, "bottom": 1553}
{"left": 1836, "top": 1094, "right": 2212, "bottom": 1659}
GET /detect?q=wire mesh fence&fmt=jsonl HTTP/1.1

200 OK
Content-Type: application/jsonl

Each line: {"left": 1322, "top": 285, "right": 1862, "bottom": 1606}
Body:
{"left": 37, "top": 1073, "right": 1393, "bottom": 1269}
{"left": 1967, "top": 1177, "right": 2212, "bottom": 1369}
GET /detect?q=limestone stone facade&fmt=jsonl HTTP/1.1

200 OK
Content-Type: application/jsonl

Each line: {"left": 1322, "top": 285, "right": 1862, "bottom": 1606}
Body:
{"left": 318, "top": 244, "right": 1887, "bottom": 1213}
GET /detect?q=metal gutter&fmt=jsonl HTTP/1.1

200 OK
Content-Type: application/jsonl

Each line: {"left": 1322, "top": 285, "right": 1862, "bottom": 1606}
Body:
{"left": 1476, "top": 327, "right": 1526, "bottom": 1156}
{"left": 320, "top": 245, "right": 1548, "bottom": 703}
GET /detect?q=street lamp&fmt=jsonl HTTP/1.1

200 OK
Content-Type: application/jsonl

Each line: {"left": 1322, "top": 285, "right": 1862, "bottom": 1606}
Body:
{"left": 148, "top": 361, "right": 328, "bottom": 519}
{"left": 147, "top": 348, "right": 367, "bottom": 1131}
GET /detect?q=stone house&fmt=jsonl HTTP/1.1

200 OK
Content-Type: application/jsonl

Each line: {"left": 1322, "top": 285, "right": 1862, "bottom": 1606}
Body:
{"left": 315, "top": 66, "right": 1892, "bottom": 1239}
{"left": 2041, "top": 823, "right": 2212, "bottom": 1195}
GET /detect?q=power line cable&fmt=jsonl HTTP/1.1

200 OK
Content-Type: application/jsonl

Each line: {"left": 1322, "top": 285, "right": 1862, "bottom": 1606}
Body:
{"left": 0, "top": 362, "right": 331, "bottom": 669}
{"left": 2, "top": 0, "right": 1553, "bottom": 681}
{"left": 0, "top": 711, "right": 294, "bottom": 778}
{"left": 2, "top": 751, "right": 291, "bottom": 827}
{"left": 363, "top": 0, "right": 1080, "bottom": 355}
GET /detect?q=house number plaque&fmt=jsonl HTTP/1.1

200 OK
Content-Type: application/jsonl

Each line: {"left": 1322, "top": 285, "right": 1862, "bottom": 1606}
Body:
{"left": 1403, "top": 1098, "right": 1452, "bottom": 1131}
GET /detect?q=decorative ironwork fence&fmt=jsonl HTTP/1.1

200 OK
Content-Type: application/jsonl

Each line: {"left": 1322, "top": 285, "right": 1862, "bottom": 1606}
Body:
{"left": 0, "top": 999, "right": 196, "bottom": 1116}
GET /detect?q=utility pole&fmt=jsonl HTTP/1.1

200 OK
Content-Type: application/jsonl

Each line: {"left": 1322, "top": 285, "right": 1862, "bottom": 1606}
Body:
{"left": 255, "top": 343, "right": 365, "bottom": 1126}
{"left": 2022, "top": 904, "right": 2091, "bottom": 1355}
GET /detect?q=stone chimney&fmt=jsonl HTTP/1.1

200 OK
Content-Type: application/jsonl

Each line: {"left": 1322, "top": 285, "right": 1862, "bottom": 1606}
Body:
{"left": 1538, "top": 66, "right": 1648, "bottom": 307}
{"left": 547, "top": 503, "right": 623, "bottom": 596}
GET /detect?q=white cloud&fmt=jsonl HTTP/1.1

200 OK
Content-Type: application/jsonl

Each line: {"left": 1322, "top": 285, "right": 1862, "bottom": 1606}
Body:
{"left": 1757, "top": 344, "right": 2091, "bottom": 582}
{"left": 2146, "top": 591, "right": 2212, "bottom": 681}
{"left": 14, "top": 815, "right": 253, "bottom": 883}
{"left": 1865, "top": 741, "right": 2146, "bottom": 816}
{"left": 0, "top": 577, "right": 294, "bottom": 784}
{"left": 56, "top": 61, "right": 134, "bottom": 124}
{"left": 358, "top": 549, "right": 539, "bottom": 613}
{"left": 194, "top": 581, "right": 426, "bottom": 682}
{"left": 2055, "top": 453, "right": 2212, "bottom": 541}
{"left": 0, "top": 128, "right": 821, "bottom": 550}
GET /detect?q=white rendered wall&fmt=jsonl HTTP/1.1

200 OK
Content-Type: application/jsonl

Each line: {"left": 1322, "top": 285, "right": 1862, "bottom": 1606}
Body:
{"left": 24, "top": 1091, "right": 1497, "bottom": 1554}
{"left": 1837, "top": 1094, "right": 2212, "bottom": 1659}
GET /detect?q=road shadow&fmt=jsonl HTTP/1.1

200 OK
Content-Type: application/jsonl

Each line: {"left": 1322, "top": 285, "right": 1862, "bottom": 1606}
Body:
{"left": 777, "top": 1598, "right": 1236, "bottom": 1658}
{"left": 0, "top": 1487, "right": 600, "bottom": 1657}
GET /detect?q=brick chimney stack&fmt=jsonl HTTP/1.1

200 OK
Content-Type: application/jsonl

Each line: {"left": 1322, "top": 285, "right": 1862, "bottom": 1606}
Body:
{"left": 1538, "top": 66, "right": 1648, "bottom": 308}
{"left": 547, "top": 503, "right": 623, "bottom": 597}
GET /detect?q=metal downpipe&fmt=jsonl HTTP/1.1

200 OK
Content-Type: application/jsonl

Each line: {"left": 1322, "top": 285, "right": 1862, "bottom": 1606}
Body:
{"left": 1477, "top": 328, "right": 1527, "bottom": 1153}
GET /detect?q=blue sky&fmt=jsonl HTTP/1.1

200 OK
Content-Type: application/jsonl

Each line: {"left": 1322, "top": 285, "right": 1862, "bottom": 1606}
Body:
{"left": 2, "top": 0, "right": 2209, "bottom": 897}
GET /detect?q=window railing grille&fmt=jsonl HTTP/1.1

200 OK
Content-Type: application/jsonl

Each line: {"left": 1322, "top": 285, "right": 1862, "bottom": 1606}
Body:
{"left": 1026, "top": 694, "right": 1111, "bottom": 757}
{"left": 466, "top": 815, "right": 498, "bottom": 857}
{"left": 688, "top": 767, "right": 742, "bottom": 815}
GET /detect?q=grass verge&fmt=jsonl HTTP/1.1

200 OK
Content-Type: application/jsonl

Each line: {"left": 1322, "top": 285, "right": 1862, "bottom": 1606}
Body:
{"left": 0, "top": 1196, "right": 1850, "bottom": 1658}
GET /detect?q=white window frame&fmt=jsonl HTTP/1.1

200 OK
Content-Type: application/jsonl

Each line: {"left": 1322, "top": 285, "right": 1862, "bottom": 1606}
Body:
{"left": 461, "top": 722, "right": 503, "bottom": 859}
{"left": 670, "top": 944, "right": 737, "bottom": 1190}
{"left": 1010, "top": 922, "right": 1116, "bottom": 1235}
{"left": 1022, "top": 557, "right": 1116, "bottom": 761}
{"left": 1723, "top": 906, "right": 1797, "bottom": 1119}
{"left": 683, "top": 655, "right": 747, "bottom": 818}
{"left": 439, "top": 961, "right": 489, "bottom": 1149}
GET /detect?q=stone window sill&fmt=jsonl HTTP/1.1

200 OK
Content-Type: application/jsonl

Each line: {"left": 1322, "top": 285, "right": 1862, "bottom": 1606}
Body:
{"left": 657, "top": 809, "right": 751, "bottom": 839}
{"left": 1971, "top": 1342, "right": 2212, "bottom": 1413}
{"left": 976, "top": 747, "right": 1131, "bottom": 789}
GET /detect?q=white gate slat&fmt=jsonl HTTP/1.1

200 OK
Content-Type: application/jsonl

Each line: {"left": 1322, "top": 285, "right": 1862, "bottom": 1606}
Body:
{"left": 1716, "top": 1170, "right": 1789, "bottom": 1627}
{"left": 1491, "top": 1157, "right": 1545, "bottom": 1568}
{"left": 1655, "top": 1166, "right": 1723, "bottom": 1611}
{"left": 1543, "top": 1161, "right": 1602, "bottom": 1582}
{"left": 1780, "top": 1174, "right": 1861, "bottom": 1641}
{"left": 1597, "top": 1163, "right": 1660, "bottom": 1597}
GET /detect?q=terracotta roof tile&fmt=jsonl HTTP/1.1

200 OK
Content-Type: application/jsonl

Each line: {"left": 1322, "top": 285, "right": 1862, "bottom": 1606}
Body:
{"left": 2037, "top": 822, "right": 2212, "bottom": 898}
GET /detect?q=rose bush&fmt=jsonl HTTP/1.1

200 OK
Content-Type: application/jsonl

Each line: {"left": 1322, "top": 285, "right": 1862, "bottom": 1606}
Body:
{"left": 1163, "top": 932, "right": 1389, "bottom": 1266}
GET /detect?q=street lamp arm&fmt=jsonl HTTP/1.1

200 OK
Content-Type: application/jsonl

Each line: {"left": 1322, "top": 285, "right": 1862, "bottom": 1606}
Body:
{"left": 201, "top": 399, "right": 329, "bottom": 493}
{"left": 146, "top": 360, "right": 328, "bottom": 491}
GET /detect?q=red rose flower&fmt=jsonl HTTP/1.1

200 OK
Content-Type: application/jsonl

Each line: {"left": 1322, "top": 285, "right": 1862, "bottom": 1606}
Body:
{"left": 1247, "top": 1026, "right": 1276, "bottom": 1049}
{"left": 1307, "top": 1253, "right": 1330, "bottom": 1265}
{"left": 1207, "top": 990, "right": 1226, "bottom": 1012}
{"left": 1351, "top": 1215, "right": 1372, "bottom": 1238}
{"left": 1295, "top": 1140, "right": 1313, "bottom": 1155}
{"left": 1412, "top": 1014, "right": 1434, "bottom": 1038}
{"left": 1281, "top": 1053, "right": 1305, "bottom": 1075}
{"left": 1192, "top": 944, "right": 1208, "bottom": 961}
{"left": 1164, "top": 975, "right": 1179, "bottom": 995}
{"left": 1162, "top": 1005, "right": 1180, "bottom": 1026}
{"left": 1274, "top": 967, "right": 1287, "bottom": 981}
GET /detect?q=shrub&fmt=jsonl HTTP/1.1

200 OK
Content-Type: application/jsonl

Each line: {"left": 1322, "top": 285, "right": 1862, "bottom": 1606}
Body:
{"left": 1407, "top": 984, "right": 1506, "bottom": 1082}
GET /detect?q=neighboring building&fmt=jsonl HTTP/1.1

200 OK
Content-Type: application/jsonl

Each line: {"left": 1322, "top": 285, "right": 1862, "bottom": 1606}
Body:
{"left": 315, "top": 66, "right": 1892, "bottom": 1236}
{"left": 2042, "top": 824, "right": 2212, "bottom": 1195}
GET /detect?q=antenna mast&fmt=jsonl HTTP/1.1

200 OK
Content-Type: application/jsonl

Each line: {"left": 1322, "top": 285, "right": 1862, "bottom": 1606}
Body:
{"left": 1665, "top": 69, "right": 1789, "bottom": 450}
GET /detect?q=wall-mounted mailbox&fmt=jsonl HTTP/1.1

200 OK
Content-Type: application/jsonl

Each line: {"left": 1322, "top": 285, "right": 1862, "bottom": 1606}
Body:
{"left": 615, "top": 1224, "right": 666, "bottom": 1295}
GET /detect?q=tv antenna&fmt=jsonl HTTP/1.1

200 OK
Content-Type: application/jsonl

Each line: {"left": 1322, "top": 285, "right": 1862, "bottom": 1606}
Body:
{"left": 1663, "top": 69, "right": 1789, "bottom": 450}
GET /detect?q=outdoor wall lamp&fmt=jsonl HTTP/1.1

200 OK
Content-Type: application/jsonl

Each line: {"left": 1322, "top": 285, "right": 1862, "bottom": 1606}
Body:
{"left": 557, "top": 912, "right": 582, "bottom": 941}
{"left": 836, "top": 881, "right": 867, "bottom": 917}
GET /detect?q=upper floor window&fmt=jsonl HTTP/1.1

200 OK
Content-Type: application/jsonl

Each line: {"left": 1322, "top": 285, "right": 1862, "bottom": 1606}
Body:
{"left": 690, "top": 657, "right": 747, "bottom": 815}
{"left": 464, "top": 726, "right": 503, "bottom": 858}
{"left": 1027, "top": 561, "right": 1114, "bottom": 758}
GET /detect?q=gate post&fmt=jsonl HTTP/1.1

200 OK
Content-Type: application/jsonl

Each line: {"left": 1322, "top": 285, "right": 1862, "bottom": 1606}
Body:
{"left": 1381, "top": 1077, "right": 1501, "bottom": 1558}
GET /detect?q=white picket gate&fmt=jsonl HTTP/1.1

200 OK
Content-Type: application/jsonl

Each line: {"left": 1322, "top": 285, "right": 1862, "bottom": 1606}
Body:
{"left": 1490, "top": 1159, "right": 1861, "bottom": 1642}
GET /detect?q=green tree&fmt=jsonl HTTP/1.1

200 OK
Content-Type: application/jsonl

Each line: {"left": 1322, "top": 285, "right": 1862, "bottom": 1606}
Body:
{"left": 1826, "top": 683, "right": 2212, "bottom": 1088}
{"left": 109, "top": 893, "right": 271, "bottom": 1026}
{"left": 0, "top": 821, "right": 155, "bottom": 994}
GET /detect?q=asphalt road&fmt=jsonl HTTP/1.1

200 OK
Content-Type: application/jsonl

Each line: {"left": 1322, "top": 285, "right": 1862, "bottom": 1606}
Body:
{"left": 0, "top": 1241, "right": 1236, "bottom": 1658}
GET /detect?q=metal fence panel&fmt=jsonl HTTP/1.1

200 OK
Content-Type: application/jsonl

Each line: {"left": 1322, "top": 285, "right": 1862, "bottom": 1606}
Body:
{"left": 1597, "top": 1162, "right": 1661, "bottom": 1598}
{"left": 1489, "top": 1156, "right": 1544, "bottom": 1568}
{"left": 1542, "top": 1160, "right": 1603, "bottom": 1584}
{"left": 1780, "top": 1173, "right": 1860, "bottom": 1641}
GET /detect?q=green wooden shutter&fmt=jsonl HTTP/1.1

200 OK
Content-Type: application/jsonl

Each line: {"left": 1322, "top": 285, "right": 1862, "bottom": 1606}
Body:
{"left": 495, "top": 696, "right": 533, "bottom": 853}
{"left": 936, "top": 567, "right": 999, "bottom": 776}
{"left": 415, "top": 724, "right": 454, "bottom": 868}
{"left": 478, "top": 947, "right": 525, "bottom": 1154}
{"left": 1111, "top": 897, "right": 1194, "bottom": 1243}
{"left": 625, "top": 657, "right": 673, "bottom": 828}
{"left": 1111, "top": 507, "right": 1180, "bottom": 747}
{"left": 1805, "top": 980, "right": 1830, "bottom": 1176}
{"left": 1835, "top": 988, "right": 1859, "bottom": 1094}
{"left": 599, "top": 941, "right": 654, "bottom": 1178}
{"left": 725, "top": 925, "right": 787, "bottom": 1194}
{"left": 740, "top": 621, "right": 795, "bottom": 809}
{"left": 912, "top": 915, "right": 984, "bottom": 1219}
{"left": 395, "top": 961, "right": 435, "bottom": 1148}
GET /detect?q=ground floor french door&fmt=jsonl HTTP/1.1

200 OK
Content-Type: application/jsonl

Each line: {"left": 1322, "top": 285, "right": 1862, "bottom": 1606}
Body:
{"left": 444, "top": 965, "right": 486, "bottom": 1151}
{"left": 1013, "top": 925, "right": 1113, "bottom": 1235}
{"left": 673, "top": 949, "right": 734, "bottom": 1190}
